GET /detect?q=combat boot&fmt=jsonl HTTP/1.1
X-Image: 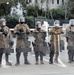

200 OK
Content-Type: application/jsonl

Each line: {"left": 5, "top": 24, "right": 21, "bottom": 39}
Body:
{"left": 40, "top": 60, "right": 44, "bottom": 64}
{"left": 0, "top": 62, "right": 1, "bottom": 67}
{"left": 35, "top": 61, "right": 38, "bottom": 65}
{"left": 68, "top": 60, "right": 72, "bottom": 63}
{"left": 15, "top": 62, "right": 20, "bottom": 66}
{"left": 24, "top": 60, "right": 30, "bottom": 65}
{"left": 49, "top": 59, "right": 53, "bottom": 64}
{"left": 6, "top": 62, "right": 12, "bottom": 66}
{"left": 5, "top": 53, "right": 12, "bottom": 66}
{"left": 49, "top": 61, "right": 53, "bottom": 64}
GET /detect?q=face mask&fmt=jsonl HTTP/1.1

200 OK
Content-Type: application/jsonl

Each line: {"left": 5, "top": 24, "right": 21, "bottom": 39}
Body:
{"left": 55, "top": 24, "right": 59, "bottom": 27}
{"left": 20, "top": 22, "right": 24, "bottom": 24}
{"left": 2, "top": 22, "right": 6, "bottom": 26}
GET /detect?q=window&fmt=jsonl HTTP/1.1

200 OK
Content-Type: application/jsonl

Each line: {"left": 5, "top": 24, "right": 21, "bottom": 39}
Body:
{"left": 62, "top": 0, "right": 64, "bottom": 5}
{"left": 41, "top": 0, "right": 44, "bottom": 3}
{"left": 52, "top": 0, "right": 54, "bottom": 4}
{"left": 35, "top": 0, "right": 37, "bottom": 3}
{"left": 57, "top": 0, "right": 59, "bottom": 4}
{"left": 28, "top": 0, "right": 31, "bottom": 3}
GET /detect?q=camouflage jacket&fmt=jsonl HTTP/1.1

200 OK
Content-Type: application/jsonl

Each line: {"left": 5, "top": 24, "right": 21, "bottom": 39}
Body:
{"left": 14, "top": 23, "right": 30, "bottom": 48}
{"left": 66, "top": 27, "right": 74, "bottom": 47}
{"left": 33, "top": 29, "right": 46, "bottom": 47}
{"left": 0, "top": 26, "right": 12, "bottom": 48}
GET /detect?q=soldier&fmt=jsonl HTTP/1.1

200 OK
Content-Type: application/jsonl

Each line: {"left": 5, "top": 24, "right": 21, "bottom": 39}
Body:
{"left": 0, "top": 18, "right": 13, "bottom": 67}
{"left": 49, "top": 20, "right": 63, "bottom": 64}
{"left": 14, "top": 17, "right": 30, "bottom": 66}
{"left": 32, "top": 21, "right": 46, "bottom": 65}
{"left": 66, "top": 19, "right": 74, "bottom": 63}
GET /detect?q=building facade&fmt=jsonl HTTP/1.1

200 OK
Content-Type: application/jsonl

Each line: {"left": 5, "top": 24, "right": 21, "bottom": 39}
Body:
{"left": 28, "top": 0, "right": 68, "bottom": 11}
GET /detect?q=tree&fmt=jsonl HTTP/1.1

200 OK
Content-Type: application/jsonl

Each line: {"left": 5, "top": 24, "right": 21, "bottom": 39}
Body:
{"left": 45, "top": 0, "right": 52, "bottom": 18}
{"left": 69, "top": 0, "right": 74, "bottom": 18}
{"left": 0, "top": 2, "right": 12, "bottom": 16}
{"left": 60, "top": 0, "right": 74, "bottom": 19}
{"left": 25, "top": 5, "right": 37, "bottom": 17}
{"left": 50, "top": 9, "right": 65, "bottom": 19}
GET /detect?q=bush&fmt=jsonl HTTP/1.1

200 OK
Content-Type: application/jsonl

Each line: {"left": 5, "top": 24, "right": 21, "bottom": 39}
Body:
{"left": 25, "top": 16, "right": 34, "bottom": 28}
{"left": 25, "top": 5, "right": 37, "bottom": 17}
{"left": 0, "top": 15, "right": 19, "bottom": 28}
{"left": 6, "top": 15, "right": 35, "bottom": 28}
{"left": 0, "top": 3, "right": 11, "bottom": 16}
{"left": 7, "top": 18, "right": 19, "bottom": 28}
{"left": 50, "top": 9, "right": 65, "bottom": 19}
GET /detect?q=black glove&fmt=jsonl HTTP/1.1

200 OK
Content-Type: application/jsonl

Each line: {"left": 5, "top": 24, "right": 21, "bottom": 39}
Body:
{"left": 26, "top": 32, "right": 30, "bottom": 34}
{"left": 48, "top": 42, "right": 51, "bottom": 47}
{"left": 0, "top": 29, "right": 4, "bottom": 32}
{"left": 2, "top": 32, "right": 7, "bottom": 36}
{"left": 15, "top": 32, "right": 20, "bottom": 35}
{"left": 9, "top": 41, "right": 14, "bottom": 47}
{"left": 10, "top": 41, "right": 14, "bottom": 46}
{"left": 19, "top": 29, "right": 23, "bottom": 32}
{"left": 32, "top": 42, "right": 35, "bottom": 46}
{"left": 66, "top": 37, "right": 68, "bottom": 42}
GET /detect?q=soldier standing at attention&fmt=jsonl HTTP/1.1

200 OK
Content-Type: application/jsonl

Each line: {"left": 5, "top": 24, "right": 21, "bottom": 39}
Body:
{"left": 0, "top": 18, "right": 13, "bottom": 67}
{"left": 14, "top": 17, "right": 30, "bottom": 66}
{"left": 49, "top": 20, "right": 63, "bottom": 64}
{"left": 32, "top": 21, "right": 46, "bottom": 65}
{"left": 66, "top": 19, "right": 74, "bottom": 63}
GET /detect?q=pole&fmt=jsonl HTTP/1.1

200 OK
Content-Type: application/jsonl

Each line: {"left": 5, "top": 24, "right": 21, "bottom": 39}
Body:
{"left": 6, "top": 2, "right": 9, "bottom": 20}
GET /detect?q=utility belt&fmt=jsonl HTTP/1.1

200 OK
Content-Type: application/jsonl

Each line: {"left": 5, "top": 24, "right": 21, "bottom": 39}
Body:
{"left": 16, "top": 47, "right": 31, "bottom": 53}
{"left": 0, "top": 47, "right": 31, "bottom": 53}
{"left": 0, "top": 48, "right": 14, "bottom": 53}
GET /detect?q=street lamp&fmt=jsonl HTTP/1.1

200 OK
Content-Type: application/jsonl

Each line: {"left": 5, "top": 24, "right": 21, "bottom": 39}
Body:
{"left": 6, "top": 2, "right": 9, "bottom": 20}
{"left": 6, "top": 2, "right": 9, "bottom": 5}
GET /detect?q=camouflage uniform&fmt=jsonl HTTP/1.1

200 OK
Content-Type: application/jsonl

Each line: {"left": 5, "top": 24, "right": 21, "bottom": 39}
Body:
{"left": 0, "top": 25, "right": 13, "bottom": 66}
{"left": 14, "top": 23, "right": 30, "bottom": 65}
{"left": 66, "top": 26, "right": 74, "bottom": 63}
{"left": 32, "top": 29, "right": 46, "bottom": 64}
{"left": 49, "top": 26, "right": 63, "bottom": 63}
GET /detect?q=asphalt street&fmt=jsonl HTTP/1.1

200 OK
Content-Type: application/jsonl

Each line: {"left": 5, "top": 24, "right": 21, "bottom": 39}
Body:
{"left": 0, "top": 35, "right": 74, "bottom": 75}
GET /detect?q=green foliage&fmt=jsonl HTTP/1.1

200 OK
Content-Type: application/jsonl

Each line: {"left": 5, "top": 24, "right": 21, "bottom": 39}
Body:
{"left": 36, "top": 16, "right": 46, "bottom": 18}
{"left": 0, "top": 3, "right": 11, "bottom": 16}
{"left": 7, "top": 18, "right": 19, "bottom": 28}
{"left": 6, "top": 15, "right": 19, "bottom": 28}
{"left": 50, "top": 9, "right": 65, "bottom": 19}
{"left": 26, "top": 19, "right": 34, "bottom": 28}
{"left": 25, "top": 5, "right": 37, "bottom": 17}
{"left": 25, "top": 16, "right": 34, "bottom": 19}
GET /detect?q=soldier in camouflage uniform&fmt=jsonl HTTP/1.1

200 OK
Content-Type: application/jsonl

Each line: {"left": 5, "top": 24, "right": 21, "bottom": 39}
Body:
{"left": 14, "top": 17, "right": 30, "bottom": 66}
{"left": 0, "top": 18, "right": 13, "bottom": 67}
{"left": 32, "top": 21, "right": 46, "bottom": 65}
{"left": 49, "top": 20, "right": 63, "bottom": 64}
{"left": 66, "top": 19, "right": 74, "bottom": 63}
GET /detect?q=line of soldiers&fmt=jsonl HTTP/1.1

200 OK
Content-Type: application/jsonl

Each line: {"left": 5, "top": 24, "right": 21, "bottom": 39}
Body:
{"left": 0, "top": 16, "right": 74, "bottom": 67}
{"left": 66, "top": 19, "right": 74, "bottom": 63}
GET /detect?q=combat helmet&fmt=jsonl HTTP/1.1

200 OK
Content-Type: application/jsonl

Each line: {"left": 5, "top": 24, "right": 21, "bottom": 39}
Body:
{"left": 54, "top": 20, "right": 60, "bottom": 27}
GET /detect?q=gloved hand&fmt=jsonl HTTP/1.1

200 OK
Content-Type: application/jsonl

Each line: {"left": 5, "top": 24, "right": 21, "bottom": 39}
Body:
{"left": 9, "top": 41, "right": 14, "bottom": 47}
{"left": 32, "top": 42, "right": 35, "bottom": 46}
{"left": 19, "top": 29, "right": 23, "bottom": 32}
{"left": 66, "top": 37, "right": 68, "bottom": 42}
{"left": 2, "top": 32, "right": 7, "bottom": 36}
{"left": 0, "top": 29, "right": 4, "bottom": 32}
{"left": 10, "top": 41, "right": 14, "bottom": 46}
{"left": 48, "top": 42, "right": 51, "bottom": 47}
{"left": 15, "top": 32, "right": 20, "bottom": 35}
{"left": 26, "top": 32, "right": 30, "bottom": 34}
